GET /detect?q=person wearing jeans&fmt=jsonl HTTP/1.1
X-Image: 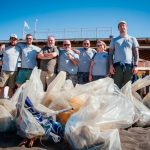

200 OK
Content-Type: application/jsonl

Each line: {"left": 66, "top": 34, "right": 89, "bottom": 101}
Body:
{"left": 109, "top": 21, "right": 139, "bottom": 89}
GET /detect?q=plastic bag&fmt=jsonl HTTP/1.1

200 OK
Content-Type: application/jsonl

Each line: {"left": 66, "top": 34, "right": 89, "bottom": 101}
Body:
{"left": 66, "top": 125, "right": 121, "bottom": 150}
{"left": 57, "top": 94, "right": 89, "bottom": 124}
{"left": 0, "top": 105, "right": 15, "bottom": 132}
{"left": 122, "top": 81, "right": 150, "bottom": 127}
{"left": 11, "top": 84, "right": 25, "bottom": 105}
{"left": 16, "top": 89, "right": 45, "bottom": 139}
{"left": 23, "top": 67, "right": 45, "bottom": 106}
{"left": 49, "top": 77, "right": 115, "bottom": 111}
{"left": 61, "top": 79, "right": 74, "bottom": 91}
{"left": 143, "top": 92, "right": 150, "bottom": 109}
{"left": 42, "top": 71, "right": 66, "bottom": 107}
{"left": 132, "top": 75, "right": 150, "bottom": 100}
{"left": 65, "top": 79, "right": 136, "bottom": 149}
{"left": 132, "top": 75, "right": 150, "bottom": 91}
{"left": 0, "top": 99, "right": 16, "bottom": 117}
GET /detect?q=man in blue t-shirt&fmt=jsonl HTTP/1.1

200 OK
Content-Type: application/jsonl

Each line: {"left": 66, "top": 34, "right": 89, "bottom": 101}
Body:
{"left": 109, "top": 21, "right": 139, "bottom": 88}
{"left": 77, "top": 40, "right": 96, "bottom": 84}
{"left": 58, "top": 40, "right": 79, "bottom": 86}
{"left": 16, "top": 34, "right": 41, "bottom": 87}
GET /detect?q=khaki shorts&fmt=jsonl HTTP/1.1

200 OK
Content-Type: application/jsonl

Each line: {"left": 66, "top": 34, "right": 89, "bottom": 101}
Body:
{"left": 0, "top": 71, "right": 18, "bottom": 88}
{"left": 40, "top": 71, "right": 56, "bottom": 90}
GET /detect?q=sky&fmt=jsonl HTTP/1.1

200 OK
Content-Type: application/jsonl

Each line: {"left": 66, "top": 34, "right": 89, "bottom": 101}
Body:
{"left": 0, "top": 0, "right": 150, "bottom": 40}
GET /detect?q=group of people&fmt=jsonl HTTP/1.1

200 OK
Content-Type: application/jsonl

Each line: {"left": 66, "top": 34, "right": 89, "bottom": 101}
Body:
{"left": 0, "top": 20, "right": 139, "bottom": 98}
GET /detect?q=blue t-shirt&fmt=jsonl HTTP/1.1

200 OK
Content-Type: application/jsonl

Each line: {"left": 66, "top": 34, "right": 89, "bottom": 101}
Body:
{"left": 92, "top": 52, "right": 109, "bottom": 76}
{"left": 58, "top": 49, "right": 79, "bottom": 75}
{"left": 109, "top": 35, "right": 139, "bottom": 64}
{"left": 20, "top": 43, "right": 41, "bottom": 69}
{"left": 78, "top": 48, "right": 96, "bottom": 72}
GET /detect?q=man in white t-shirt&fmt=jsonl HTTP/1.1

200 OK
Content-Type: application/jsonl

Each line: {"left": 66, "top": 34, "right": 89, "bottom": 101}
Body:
{"left": 0, "top": 34, "right": 21, "bottom": 98}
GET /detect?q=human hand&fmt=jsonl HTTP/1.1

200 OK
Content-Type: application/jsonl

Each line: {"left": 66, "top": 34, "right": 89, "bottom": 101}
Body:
{"left": 73, "top": 49, "right": 80, "bottom": 55}
{"left": 109, "top": 65, "right": 115, "bottom": 75}
{"left": 68, "top": 54, "right": 74, "bottom": 60}
{"left": 132, "top": 66, "right": 138, "bottom": 74}
{"left": 89, "top": 75, "right": 92, "bottom": 81}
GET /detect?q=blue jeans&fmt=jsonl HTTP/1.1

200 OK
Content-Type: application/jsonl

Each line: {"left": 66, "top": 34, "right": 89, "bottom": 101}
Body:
{"left": 113, "top": 63, "right": 133, "bottom": 89}
{"left": 66, "top": 74, "right": 78, "bottom": 86}
{"left": 77, "top": 72, "right": 89, "bottom": 84}
{"left": 92, "top": 75, "right": 106, "bottom": 81}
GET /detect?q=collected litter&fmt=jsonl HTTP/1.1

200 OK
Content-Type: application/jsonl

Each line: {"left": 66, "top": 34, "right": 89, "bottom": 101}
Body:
{"left": 0, "top": 67, "right": 150, "bottom": 150}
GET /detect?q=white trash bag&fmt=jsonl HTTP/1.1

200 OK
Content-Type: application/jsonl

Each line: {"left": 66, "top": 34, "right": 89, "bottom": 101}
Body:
{"left": 16, "top": 90, "right": 45, "bottom": 139}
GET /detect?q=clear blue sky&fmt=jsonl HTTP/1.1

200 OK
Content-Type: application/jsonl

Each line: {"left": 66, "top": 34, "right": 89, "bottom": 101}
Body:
{"left": 0, "top": 0, "right": 150, "bottom": 40}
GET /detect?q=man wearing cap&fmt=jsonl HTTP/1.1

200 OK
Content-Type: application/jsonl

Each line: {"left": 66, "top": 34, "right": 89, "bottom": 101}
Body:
{"left": 37, "top": 36, "right": 59, "bottom": 91}
{"left": 16, "top": 34, "right": 41, "bottom": 87}
{"left": 0, "top": 34, "right": 21, "bottom": 98}
{"left": 109, "top": 21, "right": 139, "bottom": 88}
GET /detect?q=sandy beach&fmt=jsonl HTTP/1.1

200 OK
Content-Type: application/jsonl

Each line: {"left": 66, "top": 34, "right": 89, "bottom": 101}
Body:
{"left": 0, "top": 127, "right": 150, "bottom": 150}
{"left": 0, "top": 131, "right": 69, "bottom": 150}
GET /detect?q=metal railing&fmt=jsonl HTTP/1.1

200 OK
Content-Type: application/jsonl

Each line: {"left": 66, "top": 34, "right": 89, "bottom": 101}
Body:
{"left": 30, "top": 27, "right": 113, "bottom": 39}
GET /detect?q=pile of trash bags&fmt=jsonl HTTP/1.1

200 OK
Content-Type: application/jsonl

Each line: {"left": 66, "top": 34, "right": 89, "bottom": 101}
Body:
{"left": 0, "top": 67, "right": 150, "bottom": 150}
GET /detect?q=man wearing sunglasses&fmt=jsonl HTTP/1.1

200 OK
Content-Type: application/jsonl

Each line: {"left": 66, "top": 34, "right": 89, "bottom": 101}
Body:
{"left": 58, "top": 40, "right": 79, "bottom": 86}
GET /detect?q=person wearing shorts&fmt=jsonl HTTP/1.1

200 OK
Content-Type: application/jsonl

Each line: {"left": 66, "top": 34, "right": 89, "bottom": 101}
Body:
{"left": 16, "top": 34, "right": 41, "bottom": 87}
{"left": 0, "top": 34, "right": 21, "bottom": 98}
{"left": 37, "top": 36, "right": 59, "bottom": 90}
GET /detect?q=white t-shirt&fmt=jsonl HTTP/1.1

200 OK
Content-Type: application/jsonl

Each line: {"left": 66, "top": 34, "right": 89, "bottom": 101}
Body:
{"left": 2, "top": 45, "right": 21, "bottom": 71}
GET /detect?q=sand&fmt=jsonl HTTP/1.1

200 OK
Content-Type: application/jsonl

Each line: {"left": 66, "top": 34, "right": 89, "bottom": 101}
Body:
{"left": 0, "top": 127, "right": 150, "bottom": 150}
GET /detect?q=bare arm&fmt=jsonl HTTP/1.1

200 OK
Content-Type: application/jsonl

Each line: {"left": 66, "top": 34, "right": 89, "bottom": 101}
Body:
{"left": 72, "top": 49, "right": 80, "bottom": 55}
{"left": 37, "top": 52, "right": 58, "bottom": 60}
{"left": 44, "top": 52, "right": 58, "bottom": 59}
{"left": 132, "top": 47, "right": 139, "bottom": 66}
{"left": 132, "top": 47, "right": 139, "bottom": 74}
{"left": 68, "top": 54, "right": 79, "bottom": 65}
{"left": 89, "top": 61, "right": 94, "bottom": 81}
{"left": 109, "top": 48, "right": 115, "bottom": 75}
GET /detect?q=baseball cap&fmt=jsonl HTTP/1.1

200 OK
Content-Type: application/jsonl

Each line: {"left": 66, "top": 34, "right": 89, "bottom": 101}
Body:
{"left": 10, "top": 34, "right": 18, "bottom": 39}
{"left": 118, "top": 21, "right": 127, "bottom": 28}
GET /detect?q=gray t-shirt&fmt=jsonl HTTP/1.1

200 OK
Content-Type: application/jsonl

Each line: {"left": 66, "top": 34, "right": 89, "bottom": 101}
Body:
{"left": 20, "top": 44, "right": 41, "bottom": 69}
{"left": 92, "top": 52, "right": 109, "bottom": 76}
{"left": 2, "top": 45, "right": 21, "bottom": 71}
{"left": 78, "top": 48, "right": 96, "bottom": 72}
{"left": 58, "top": 49, "right": 79, "bottom": 75}
{"left": 109, "top": 35, "right": 139, "bottom": 64}
{"left": 39, "top": 45, "right": 59, "bottom": 72}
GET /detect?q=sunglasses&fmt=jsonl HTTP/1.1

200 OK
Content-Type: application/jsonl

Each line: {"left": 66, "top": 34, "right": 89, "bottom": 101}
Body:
{"left": 63, "top": 44, "right": 70, "bottom": 46}
{"left": 97, "top": 44, "right": 103, "bottom": 47}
